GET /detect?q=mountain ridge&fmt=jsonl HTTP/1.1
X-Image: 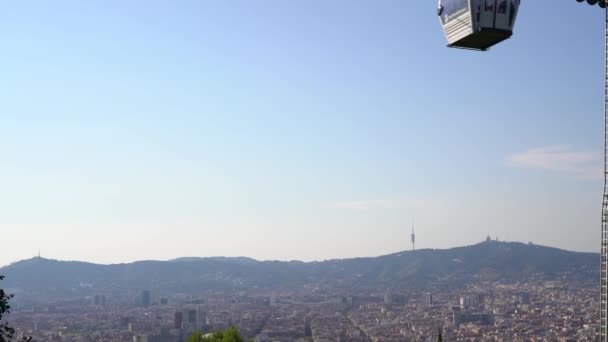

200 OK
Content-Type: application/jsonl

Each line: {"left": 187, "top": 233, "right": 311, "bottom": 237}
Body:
{"left": 1, "top": 240, "right": 598, "bottom": 297}
{"left": 3, "top": 240, "right": 597, "bottom": 268}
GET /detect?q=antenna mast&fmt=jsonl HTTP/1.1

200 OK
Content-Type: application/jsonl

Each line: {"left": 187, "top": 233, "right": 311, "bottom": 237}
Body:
{"left": 411, "top": 222, "right": 415, "bottom": 252}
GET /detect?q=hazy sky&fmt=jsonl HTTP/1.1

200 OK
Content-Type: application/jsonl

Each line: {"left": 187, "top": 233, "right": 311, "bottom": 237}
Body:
{"left": 0, "top": 1, "right": 605, "bottom": 266}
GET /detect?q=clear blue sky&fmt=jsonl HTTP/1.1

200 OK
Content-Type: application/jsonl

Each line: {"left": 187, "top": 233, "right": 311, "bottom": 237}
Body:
{"left": 0, "top": 1, "right": 605, "bottom": 265}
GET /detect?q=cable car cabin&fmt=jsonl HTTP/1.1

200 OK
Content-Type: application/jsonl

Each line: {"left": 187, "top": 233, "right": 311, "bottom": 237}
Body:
{"left": 438, "top": 0, "right": 520, "bottom": 51}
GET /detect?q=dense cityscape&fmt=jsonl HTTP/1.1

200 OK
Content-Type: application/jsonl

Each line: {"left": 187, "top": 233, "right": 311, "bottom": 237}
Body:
{"left": 3, "top": 239, "right": 599, "bottom": 342}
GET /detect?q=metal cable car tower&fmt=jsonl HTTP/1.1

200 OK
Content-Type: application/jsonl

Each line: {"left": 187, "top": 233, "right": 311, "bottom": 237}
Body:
{"left": 437, "top": 0, "right": 608, "bottom": 339}
{"left": 602, "top": 1, "right": 608, "bottom": 338}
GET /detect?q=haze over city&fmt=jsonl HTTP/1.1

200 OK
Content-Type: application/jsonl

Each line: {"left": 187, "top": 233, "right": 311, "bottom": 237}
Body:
{"left": 0, "top": 1, "right": 604, "bottom": 267}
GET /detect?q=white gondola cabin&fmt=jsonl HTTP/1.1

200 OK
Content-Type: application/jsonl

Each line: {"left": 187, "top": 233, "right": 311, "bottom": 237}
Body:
{"left": 438, "top": 0, "right": 520, "bottom": 51}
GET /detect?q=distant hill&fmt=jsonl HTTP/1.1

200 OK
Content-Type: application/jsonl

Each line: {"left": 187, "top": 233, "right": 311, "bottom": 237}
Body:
{"left": 0, "top": 241, "right": 598, "bottom": 296}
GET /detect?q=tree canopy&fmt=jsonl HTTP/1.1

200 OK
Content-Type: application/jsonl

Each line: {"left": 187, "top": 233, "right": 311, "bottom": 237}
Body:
{"left": 186, "top": 326, "right": 247, "bottom": 342}
{"left": 0, "top": 275, "right": 31, "bottom": 342}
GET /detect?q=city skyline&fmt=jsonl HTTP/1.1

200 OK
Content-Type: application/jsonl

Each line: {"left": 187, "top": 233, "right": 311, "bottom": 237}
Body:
{"left": 2, "top": 239, "right": 598, "bottom": 340}
{"left": 0, "top": 1, "right": 605, "bottom": 266}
